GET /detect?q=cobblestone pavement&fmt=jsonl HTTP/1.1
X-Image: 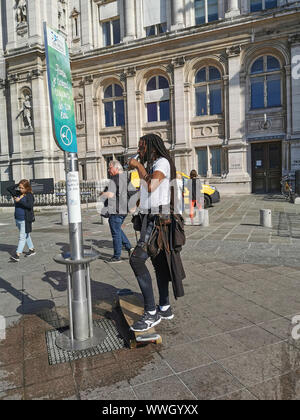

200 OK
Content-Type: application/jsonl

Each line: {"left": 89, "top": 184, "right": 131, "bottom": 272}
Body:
{"left": 1, "top": 194, "right": 300, "bottom": 400}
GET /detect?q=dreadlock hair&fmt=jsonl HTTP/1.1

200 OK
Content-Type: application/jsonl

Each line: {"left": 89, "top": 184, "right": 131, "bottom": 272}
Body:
{"left": 140, "top": 134, "right": 177, "bottom": 212}
{"left": 140, "top": 134, "right": 177, "bottom": 181}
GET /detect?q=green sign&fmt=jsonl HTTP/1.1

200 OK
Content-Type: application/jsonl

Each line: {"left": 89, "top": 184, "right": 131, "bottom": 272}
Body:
{"left": 44, "top": 23, "right": 77, "bottom": 153}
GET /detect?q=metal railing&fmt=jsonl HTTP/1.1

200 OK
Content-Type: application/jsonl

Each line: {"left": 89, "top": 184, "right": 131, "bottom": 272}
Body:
{"left": 0, "top": 180, "right": 109, "bottom": 207}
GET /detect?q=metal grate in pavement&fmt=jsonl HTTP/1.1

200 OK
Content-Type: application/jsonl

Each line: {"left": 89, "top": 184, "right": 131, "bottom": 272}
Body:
{"left": 45, "top": 318, "right": 125, "bottom": 365}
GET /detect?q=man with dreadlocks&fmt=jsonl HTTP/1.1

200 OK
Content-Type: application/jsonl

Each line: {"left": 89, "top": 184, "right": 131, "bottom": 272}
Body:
{"left": 128, "top": 134, "right": 186, "bottom": 332}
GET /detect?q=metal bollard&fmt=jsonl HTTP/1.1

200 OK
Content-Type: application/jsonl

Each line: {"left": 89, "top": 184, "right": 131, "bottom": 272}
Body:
{"left": 260, "top": 209, "right": 272, "bottom": 228}
{"left": 61, "top": 209, "right": 68, "bottom": 226}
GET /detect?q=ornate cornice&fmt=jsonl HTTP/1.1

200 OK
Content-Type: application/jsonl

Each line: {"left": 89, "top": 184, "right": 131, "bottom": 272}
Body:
{"left": 0, "top": 78, "right": 6, "bottom": 89}
{"left": 289, "top": 34, "right": 300, "bottom": 45}
{"left": 226, "top": 45, "right": 241, "bottom": 57}
{"left": 172, "top": 56, "right": 185, "bottom": 68}
{"left": 84, "top": 75, "right": 93, "bottom": 85}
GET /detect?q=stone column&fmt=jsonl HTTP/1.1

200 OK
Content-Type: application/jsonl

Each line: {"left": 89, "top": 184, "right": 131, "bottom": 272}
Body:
{"left": 226, "top": 46, "right": 249, "bottom": 182}
{"left": 290, "top": 35, "right": 300, "bottom": 135}
{"left": 225, "top": 0, "right": 240, "bottom": 18}
{"left": 124, "top": 0, "right": 135, "bottom": 42}
{"left": 31, "top": 71, "right": 48, "bottom": 152}
{"left": 284, "top": 64, "right": 292, "bottom": 172}
{"left": 171, "top": 0, "right": 184, "bottom": 31}
{"left": 207, "top": 146, "right": 212, "bottom": 178}
{"left": 227, "top": 46, "right": 242, "bottom": 141}
{"left": 289, "top": 35, "right": 300, "bottom": 174}
{"left": 6, "top": 0, "right": 18, "bottom": 50}
{"left": 125, "top": 68, "right": 139, "bottom": 151}
{"left": 0, "top": 82, "right": 10, "bottom": 180}
{"left": 173, "top": 57, "right": 186, "bottom": 147}
{"left": 80, "top": 0, "right": 93, "bottom": 50}
{"left": 83, "top": 76, "right": 97, "bottom": 154}
{"left": 0, "top": 0, "right": 9, "bottom": 178}
{"left": 44, "top": 0, "right": 58, "bottom": 28}
{"left": 28, "top": 0, "right": 42, "bottom": 43}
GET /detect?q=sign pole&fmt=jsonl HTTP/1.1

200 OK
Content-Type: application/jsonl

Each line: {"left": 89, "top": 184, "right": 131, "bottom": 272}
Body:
{"left": 65, "top": 152, "right": 90, "bottom": 342}
{"left": 44, "top": 23, "right": 106, "bottom": 350}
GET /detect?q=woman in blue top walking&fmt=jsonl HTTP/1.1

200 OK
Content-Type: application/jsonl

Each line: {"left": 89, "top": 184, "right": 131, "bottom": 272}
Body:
{"left": 7, "top": 180, "right": 35, "bottom": 262}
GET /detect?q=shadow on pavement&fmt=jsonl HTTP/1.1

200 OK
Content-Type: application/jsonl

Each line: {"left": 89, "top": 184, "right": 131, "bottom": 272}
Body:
{"left": 86, "top": 238, "right": 113, "bottom": 249}
{"left": 0, "top": 243, "right": 18, "bottom": 257}
{"left": 0, "top": 276, "right": 55, "bottom": 326}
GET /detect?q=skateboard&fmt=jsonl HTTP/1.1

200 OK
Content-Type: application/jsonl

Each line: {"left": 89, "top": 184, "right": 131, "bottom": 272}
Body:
{"left": 117, "top": 289, "right": 162, "bottom": 349}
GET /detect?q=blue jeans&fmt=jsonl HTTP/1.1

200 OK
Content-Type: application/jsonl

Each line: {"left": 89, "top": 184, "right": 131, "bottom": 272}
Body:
{"left": 16, "top": 219, "right": 34, "bottom": 254}
{"left": 108, "top": 215, "right": 132, "bottom": 259}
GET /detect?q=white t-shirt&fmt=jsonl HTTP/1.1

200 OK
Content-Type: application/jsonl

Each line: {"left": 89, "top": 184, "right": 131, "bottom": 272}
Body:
{"left": 140, "top": 157, "right": 171, "bottom": 211}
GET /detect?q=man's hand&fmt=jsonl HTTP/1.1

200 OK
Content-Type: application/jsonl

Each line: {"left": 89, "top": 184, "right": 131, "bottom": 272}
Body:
{"left": 128, "top": 158, "right": 140, "bottom": 170}
{"left": 101, "top": 191, "right": 115, "bottom": 199}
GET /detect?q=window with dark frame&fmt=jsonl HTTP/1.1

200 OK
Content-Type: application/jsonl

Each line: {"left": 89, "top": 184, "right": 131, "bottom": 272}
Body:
{"left": 250, "top": 55, "right": 281, "bottom": 110}
{"left": 102, "top": 18, "right": 121, "bottom": 47}
{"left": 195, "top": 0, "right": 218, "bottom": 25}
{"left": 103, "top": 84, "right": 125, "bottom": 127}
{"left": 197, "top": 149, "right": 208, "bottom": 177}
{"left": 146, "top": 76, "right": 170, "bottom": 123}
{"left": 145, "top": 22, "right": 167, "bottom": 37}
{"left": 195, "top": 66, "right": 222, "bottom": 116}
{"left": 250, "top": 0, "right": 278, "bottom": 12}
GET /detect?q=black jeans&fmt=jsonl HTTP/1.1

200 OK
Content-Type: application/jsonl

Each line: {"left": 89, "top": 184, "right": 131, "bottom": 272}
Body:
{"left": 129, "top": 216, "right": 171, "bottom": 312}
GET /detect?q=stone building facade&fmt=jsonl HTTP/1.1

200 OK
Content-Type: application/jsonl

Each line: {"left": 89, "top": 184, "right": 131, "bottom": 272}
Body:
{"left": 0, "top": 0, "right": 300, "bottom": 194}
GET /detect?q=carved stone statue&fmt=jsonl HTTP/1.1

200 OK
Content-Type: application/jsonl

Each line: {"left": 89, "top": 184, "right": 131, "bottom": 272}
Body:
{"left": 17, "top": 95, "right": 33, "bottom": 129}
{"left": 15, "top": 0, "right": 27, "bottom": 24}
{"left": 58, "top": 0, "right": 67, "bottom": 31}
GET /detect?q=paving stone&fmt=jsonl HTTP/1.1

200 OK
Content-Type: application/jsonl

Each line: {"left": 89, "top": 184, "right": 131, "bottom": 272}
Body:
{"left": 133, "top": 375, "right": 196, "bottom": 400}
{"left": 121, "top": 353, "right": 174, "bottom": 386}
{"left": 229, "top": 326, "right": 282, "bottom": 350}
{"left": 24, "top": 376, "right": 78, "bottom": 400}
{"left": 0, "top": 363, "right": 24, "bottom": 392}
{"left": 159, "top": 342, "right": 213, "bottom": 373}
{"left": 197, "top": 333, "right": 249, "bottom": 360}
{"left": 247, "top": 370, "right": 300, "bottom": 400}
{"left": 178, "top": 363, "right": 242, "bottom": 400}
{"left": 219, "top": 342, "right": 297, "bottom": 387}
{"left": 215, "top": 388, "right": 258, "bottom": 400}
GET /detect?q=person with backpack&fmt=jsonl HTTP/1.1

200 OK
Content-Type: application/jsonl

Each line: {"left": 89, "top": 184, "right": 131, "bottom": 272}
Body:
{"left": 7, "top": 179, "right": 36, "bottom": 262}
{"left": 101, "top": 160, "right": 134, "bottom": 263}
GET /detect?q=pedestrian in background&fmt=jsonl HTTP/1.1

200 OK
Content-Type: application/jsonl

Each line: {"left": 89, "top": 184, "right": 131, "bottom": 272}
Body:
{"left": 101, "top": 160, "right": 134, "bottom": 263}
{"left": 175, "top": 172, "right": 184, "bottom": 214}
{"left": 189, "top": 169, "right": 202, "bottom": 219}
{"left": 7, "top": 180, "right": 35, "bottom": 262}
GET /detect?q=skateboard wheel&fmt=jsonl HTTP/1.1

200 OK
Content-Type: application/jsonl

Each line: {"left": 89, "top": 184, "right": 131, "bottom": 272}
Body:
{"left": 130, "top": 339, "right": 137, "bottom": 349}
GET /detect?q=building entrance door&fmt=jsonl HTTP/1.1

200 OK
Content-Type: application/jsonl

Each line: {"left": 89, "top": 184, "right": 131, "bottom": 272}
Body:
{"left": 251, "top": 141, "right": 282, "bottom": 193}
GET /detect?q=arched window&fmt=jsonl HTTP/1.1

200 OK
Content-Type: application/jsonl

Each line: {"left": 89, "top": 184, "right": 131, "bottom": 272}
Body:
{"left": 103, "top": 84, "right": 125, "bottom": 127}
{"left": 145, "top": 76, "right": 170, "bottom": 122}
{"left": 195, "top": 66, "right": 222, "bottom": 116}
{"left": 250, "top": 55, "right": 281, "bottom": 109}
